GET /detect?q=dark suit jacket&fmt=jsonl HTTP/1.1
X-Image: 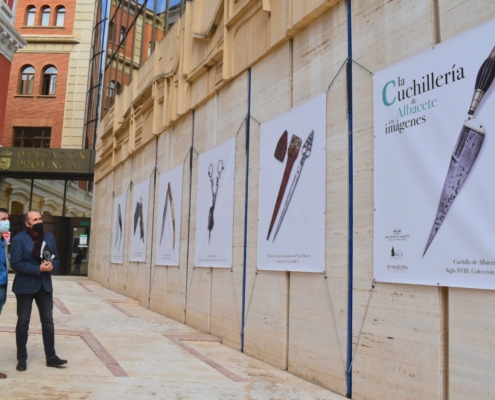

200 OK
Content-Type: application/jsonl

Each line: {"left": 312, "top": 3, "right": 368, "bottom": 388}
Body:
{"left": 10, "top": 230, "right": 60, "bottom": 294}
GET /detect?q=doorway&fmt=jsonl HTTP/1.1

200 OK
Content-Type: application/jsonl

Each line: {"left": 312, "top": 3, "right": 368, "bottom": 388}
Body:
{"left": 68, "top": 218, "right": 91, "bottom": 275}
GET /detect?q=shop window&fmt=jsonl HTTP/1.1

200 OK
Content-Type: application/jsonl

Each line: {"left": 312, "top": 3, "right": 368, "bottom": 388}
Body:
{"left": 55, "top": 6, "right": 65, "bottom": 27}
{"left": 19, "top": 65, "right": 35, "bottom": 95}
{"left": 13, "top": 127, "right": 52, "bottom": 148}
{"left": 25, "top": 6, "right": 36, "bottom": 26}
{"left": 40, "top": 6, "right": 51, "bottom": 26}
{"left": 41, "top": 66, "right": 57, "bottom": 95}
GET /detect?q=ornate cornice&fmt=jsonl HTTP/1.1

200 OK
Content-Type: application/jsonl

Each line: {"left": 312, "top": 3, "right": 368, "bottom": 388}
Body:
{"left": 0, "top": 3, "right": 27, "bottom": 62}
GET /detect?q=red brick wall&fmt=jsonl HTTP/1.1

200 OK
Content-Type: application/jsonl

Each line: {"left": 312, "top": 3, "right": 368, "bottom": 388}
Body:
{"left": 15, "top": 0, "right": 75, "bottom": 35}
{"left": 0, "top": 55, "right": 12, "bottom": 144}
{"left": 4, "top": 0, "right": 15, "bottom": 10}
{"left": 3, "top": 52, "right": 70, "bottom": 148}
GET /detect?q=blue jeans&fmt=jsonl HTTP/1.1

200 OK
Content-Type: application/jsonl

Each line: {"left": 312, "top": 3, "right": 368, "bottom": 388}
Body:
{"left": 0, "top": 284, "right": 6, "bottom": 314}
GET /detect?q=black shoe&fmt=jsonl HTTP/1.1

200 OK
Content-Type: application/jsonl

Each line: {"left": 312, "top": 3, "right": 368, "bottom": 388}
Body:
{"left": 46, "top": 355, "right": 68, "bottom": 368}
{"left": 16, "top": 360, "right": 26, "bottom": 371}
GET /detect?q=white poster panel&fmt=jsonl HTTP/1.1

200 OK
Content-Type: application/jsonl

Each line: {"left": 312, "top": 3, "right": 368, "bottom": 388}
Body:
{"left": 155, "top": 164, "right": 184, "bottom": 266}
{"left": 374, "top": 18, "right": 495, "bottom": 289}
{"left": 111, "top": 193, "right": 127, "bottom": 264}
{"left": 130, "top": 179, "right": 150, "bottom": 262}
{"left": 257, "top": 93, "right": 326, "bottom": 272}
{"left": 194, "top": 137, "right": 236, "bottom": 268}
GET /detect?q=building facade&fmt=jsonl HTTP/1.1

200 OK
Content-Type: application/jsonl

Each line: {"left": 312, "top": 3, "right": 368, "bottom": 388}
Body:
{"left": 88, "top": 1, "right": 495, "bottom": 399}
{"left": 3, "top": 0, "right": 95, "bottom": 149}
{"left": 0, "top": 0, "right": 26, "bottom": 140}
{"left": 0, "top": 0, "right": 96, "bottom": 275}
{"left": 84, "top": 0, "right": 180, "bottom": 149}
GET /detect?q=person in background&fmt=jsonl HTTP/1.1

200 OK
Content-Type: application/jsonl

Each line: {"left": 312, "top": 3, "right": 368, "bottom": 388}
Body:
{"left": 0, "top": 208, "right": 10, "bottom": 379}
{"left": 73, "top": 248, "right": 85, "bottom": 275}
{"left": 10, "top": 210, "right": 67, "bottom": 372}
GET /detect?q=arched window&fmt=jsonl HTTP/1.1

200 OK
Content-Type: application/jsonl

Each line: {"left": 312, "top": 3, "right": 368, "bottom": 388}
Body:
{"left": 55, "top": 6, "right": 65, "bottom": 26}
{"left": 147, "top": 41, "right": 152, "bottom": 56}
{"left": 41, "top": 66, "right": 57, "bottom": 95}
{"left": 19, "top": 65, "right": 35, "bottom": 95}
{"left": 25, "top": 6, "right": 36, "bottom": 26}
{"left": 40, "top": 6, "right": 51, "bottom": 26}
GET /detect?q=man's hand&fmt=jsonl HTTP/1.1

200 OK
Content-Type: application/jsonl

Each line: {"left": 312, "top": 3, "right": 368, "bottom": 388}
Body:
{"left": 40, "top": 261, "right": 53, "bottom": 272}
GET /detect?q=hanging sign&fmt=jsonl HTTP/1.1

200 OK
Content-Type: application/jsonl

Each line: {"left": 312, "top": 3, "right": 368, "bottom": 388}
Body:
{"left": 194, "top": 137, "right": 236, "bottom": 268}
{"left": 374, "top": 18, "right": 495, "bottom": 290}
{"left": 257, "top": 93, "right": 326, "bottom": 272}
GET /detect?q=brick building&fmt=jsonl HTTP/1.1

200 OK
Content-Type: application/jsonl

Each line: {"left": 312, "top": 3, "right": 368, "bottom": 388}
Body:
{"left": 0, "top": 0, "right": 26, "bottom": 140}
{"left": 3, "top": 0, "right": 95, "bottom": 150}
{"left": 0, "top": 0, "right": 95, "bottom": 276}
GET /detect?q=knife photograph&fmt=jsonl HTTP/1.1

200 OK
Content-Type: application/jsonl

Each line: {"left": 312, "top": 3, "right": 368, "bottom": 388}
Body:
{"left": 133, "top": 197, "right": 145, "bottom": 242}
{"left": 272, "top": 131, "right": 314, "bottom": 241}
{"left": 424, "top": 45, "right": 495, "bottom": 256}
{"left": 266, "top": 134, "right": 302, "bottom": 240}
{"left": 159, "top": 182, "right": 176, "bottom": 248}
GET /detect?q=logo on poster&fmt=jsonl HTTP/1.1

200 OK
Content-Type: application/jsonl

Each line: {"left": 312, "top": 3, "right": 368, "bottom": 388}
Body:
{"left": 387, "top": 264, "right": 408, "bottom": 272}
{"left": 391, "top": 246, "right": 403, "bottom": 259}
{"left": 381, "top": 66, "right": 465, "bottom": 107}
{"left": 385, "top": 229, "right": 409, "bottom": 242}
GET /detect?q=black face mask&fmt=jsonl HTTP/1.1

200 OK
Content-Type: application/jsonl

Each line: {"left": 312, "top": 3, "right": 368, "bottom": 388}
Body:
{"left": 32, "top": 223, "right": 43, "bottom": 233}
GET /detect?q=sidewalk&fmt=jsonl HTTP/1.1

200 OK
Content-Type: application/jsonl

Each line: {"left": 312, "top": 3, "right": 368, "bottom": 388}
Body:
{"left": 0, "top": 276, "right": 346, "bottom": 399}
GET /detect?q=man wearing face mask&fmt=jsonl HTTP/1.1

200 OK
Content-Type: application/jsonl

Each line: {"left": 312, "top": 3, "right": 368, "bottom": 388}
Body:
{"left": 10, "top": 210, "right": 67, "bottom": 372}
{"left": 0, "top": 208, "right": 10, "bottom": 379}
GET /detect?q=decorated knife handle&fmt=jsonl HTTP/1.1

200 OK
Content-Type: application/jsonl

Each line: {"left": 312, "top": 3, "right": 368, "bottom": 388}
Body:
{"left": 301, "top": 131, "right": 314, "bottom": 160}
{"left": 469, "top": 45, "right": 495, "bottom": 115}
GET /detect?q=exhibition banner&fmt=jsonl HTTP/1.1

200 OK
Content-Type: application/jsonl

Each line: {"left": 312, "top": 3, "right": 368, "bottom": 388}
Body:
{"left": 374, "top": 18, "right": 495, "bottom": 289}
{"left": 257, "top": 93, "right": 326, "bottom": 272}
{"left": 130, "top": 178, "right": 150, "bottom": 262}
{"left": 111, "top": 193, "right": 127, "bottom": 264}
{"left": 156, "top": 164, "right": 184, "bottom": 266}
{"left": 194, "top": 137, "right": 236, "bottom": 268}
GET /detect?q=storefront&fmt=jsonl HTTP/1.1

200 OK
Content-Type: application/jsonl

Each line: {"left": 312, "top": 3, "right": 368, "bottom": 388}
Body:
{"left": 0, "top": 147, "right": 95, "bottom": 275}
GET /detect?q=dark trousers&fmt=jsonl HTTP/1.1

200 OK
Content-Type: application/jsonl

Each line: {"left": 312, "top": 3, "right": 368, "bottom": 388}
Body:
{"left": 15, "top": 286, "right": 55, "bottom": 360}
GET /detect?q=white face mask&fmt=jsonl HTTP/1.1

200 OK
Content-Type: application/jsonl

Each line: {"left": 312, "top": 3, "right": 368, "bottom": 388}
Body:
{"left": 0, "top": 221, "right": 10, "bottom": 234}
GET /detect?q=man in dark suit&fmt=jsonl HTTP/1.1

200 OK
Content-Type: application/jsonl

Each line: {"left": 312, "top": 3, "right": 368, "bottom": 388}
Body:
{"left": 10, "top": 210, "right": 67, "bottom": 371}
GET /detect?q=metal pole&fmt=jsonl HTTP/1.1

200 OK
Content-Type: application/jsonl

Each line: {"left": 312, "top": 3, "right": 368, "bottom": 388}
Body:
{"left": 29, "top": 178, "right": 34, "bottom": 210}
{"left": 184, "top": 110, "right": 195, "bottom": 322}
{"left": 345, "top": 0, "right": 354, "bottom": 397}
{"left": 62, "top": 179, "right": 68, "bottom": 216}
{"left": 241, "top": 68, "right": 252, "bottom": 352}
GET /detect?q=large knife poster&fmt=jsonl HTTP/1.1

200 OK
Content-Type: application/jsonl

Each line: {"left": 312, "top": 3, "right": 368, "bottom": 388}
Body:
{"left": 156, "top": 164, "right": 184, "bottom": 266}
{"left": 257, "top": 93, "right": 326, "bottom": 272}
{"left": 194, "top": 137, "right": 236, "bottom": 268}
{"left": 130, "top": 178, "right": 150, "bottom": 262}
{"left": 374, "top": 18, "right": 495, "bottom": 290}
{"left": 111, "top": 193, "right": 127, "bottom": 264}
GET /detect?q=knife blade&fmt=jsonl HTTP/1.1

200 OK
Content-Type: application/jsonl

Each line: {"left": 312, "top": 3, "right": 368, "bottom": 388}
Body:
{"left": 423, "top": 45, "right": 495, "bottom": 256}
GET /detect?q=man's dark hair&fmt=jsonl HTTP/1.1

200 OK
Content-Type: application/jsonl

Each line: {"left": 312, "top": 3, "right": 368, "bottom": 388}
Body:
{"left": 24, "top": 210, "right": 40, "bottom": 223}
{"left": 0, "top": 208, "right": 8, "bottom": 214}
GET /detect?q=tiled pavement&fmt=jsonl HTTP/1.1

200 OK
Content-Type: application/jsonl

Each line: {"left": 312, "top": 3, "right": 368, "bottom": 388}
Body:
{"left": 0, "top": 276, "right": 346, "bottom": 399}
